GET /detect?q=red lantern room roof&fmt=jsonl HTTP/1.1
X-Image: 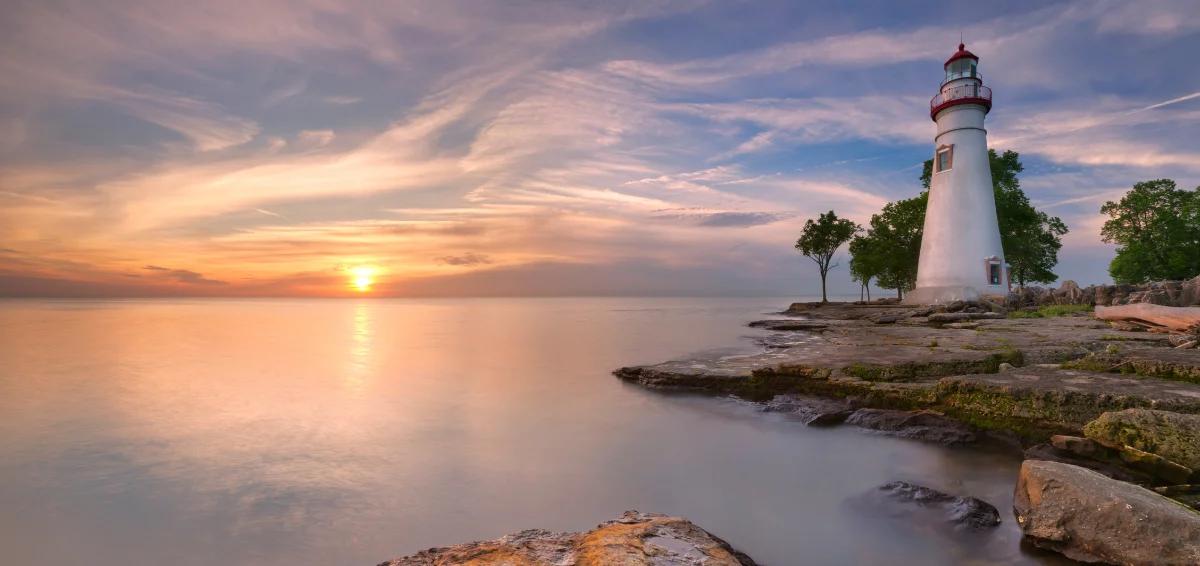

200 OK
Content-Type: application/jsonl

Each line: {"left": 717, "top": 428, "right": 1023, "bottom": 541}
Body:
{"left": 944, "top": 43, "right": 978, "bottom": 69}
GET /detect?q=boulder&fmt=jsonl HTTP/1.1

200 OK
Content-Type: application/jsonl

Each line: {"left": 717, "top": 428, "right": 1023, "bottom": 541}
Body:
{"left": 845, "top": 409, "right": 977, "bottom": 445}
{"left": 1004, "top": 291, "right": 1024, "bottom": 310}
{"left": 1023, "top": 444, "right": 1146, "bottom": 483}
{"left": 1083, "top": 409, "right": 1200, "bottom": 472}
{"left": 1050, "top": 435, "right": 1098, "bottom": 457}
{"left": 378, "top": 511, "right": 759, "bottom": 566}
{"left": 847, "top": 481, "right": 1000, "bottom": 534}
{"left": 1128, "top": 289, "right": 1174, "bottom": 306}
{"left": 979, "top": 296, "right": 1006, "bottom": 312}
{"left": 1054, "top": 280, "right": 1083, "bottom": 304}
{"left": 1013, "top": 460, "right": 1200, "bottom": 565}
{"left": 1111, "top": 283, "right": 1138, "bottom": 305}
{"left": 1081, "top": 285, "right": 1097, "bottom": 306}
{"left": 1182, "top": 276, "right": 1200, "bottom": 307}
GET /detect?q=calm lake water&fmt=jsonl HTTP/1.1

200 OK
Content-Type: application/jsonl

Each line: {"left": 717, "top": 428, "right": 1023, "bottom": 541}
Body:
{"left": 0, "top": 298, "right": 1070, "bottom": 566}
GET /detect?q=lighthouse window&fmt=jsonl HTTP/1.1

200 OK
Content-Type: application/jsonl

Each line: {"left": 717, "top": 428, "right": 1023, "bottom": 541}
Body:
{"left": 989, "top": 263, "right": 1002, "bottom": 285}
{"left": 936, "top": 146, "right": 952, "bottom": 172}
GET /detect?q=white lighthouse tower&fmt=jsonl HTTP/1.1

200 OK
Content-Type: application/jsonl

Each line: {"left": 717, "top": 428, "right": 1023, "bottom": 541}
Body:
{"left": 905, "top": 43, "right": 1008, "bottom": 305}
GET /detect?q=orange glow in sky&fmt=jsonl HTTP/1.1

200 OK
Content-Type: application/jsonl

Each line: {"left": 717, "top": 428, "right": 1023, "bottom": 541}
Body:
{"left": 349, "top": 267, "right": 376, "bottom": 292}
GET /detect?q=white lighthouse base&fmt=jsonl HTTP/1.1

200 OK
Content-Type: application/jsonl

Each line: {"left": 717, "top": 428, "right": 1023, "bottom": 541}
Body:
{"left": 903, "top": 285, "right": 985, "bottom": 305}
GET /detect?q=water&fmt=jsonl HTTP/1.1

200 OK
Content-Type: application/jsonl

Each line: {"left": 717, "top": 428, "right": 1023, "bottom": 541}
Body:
{"left": 0, "top": 298, "right": 1068, "bottom": 566}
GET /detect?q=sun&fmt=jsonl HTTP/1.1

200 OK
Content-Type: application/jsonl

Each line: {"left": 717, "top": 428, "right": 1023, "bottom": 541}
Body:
{"left": 348, "top": 266, "right": 376, "bottom": 292}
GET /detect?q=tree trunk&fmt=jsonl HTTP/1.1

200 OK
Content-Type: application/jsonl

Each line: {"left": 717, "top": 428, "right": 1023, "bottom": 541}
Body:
{"left": 866, "top": 281, "right": 871, "bottom": 301}
{"left": 821, "top": 272, "right": 828, "bottom": 302}
{"left": 897, "top": 287, "right": 903, "bottom": 300}
{"left": 1095, "top": 305, "right": 1200, "bottom": 331}
{"left": 859, "top": 282, "right": 864, "bottom": 302}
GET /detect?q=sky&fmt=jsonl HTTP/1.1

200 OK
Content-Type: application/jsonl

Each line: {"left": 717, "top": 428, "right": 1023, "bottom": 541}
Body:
{"left": 2, "top": 0, "right": 1199, "bottom": 298}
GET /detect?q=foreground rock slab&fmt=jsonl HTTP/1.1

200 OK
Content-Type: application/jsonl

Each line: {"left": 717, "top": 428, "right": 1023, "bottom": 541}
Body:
{"left": 378, "top": 511, "right": 758, "bottom": 566}
{"left": 1013, "top": 460, "right": 1200, "bottom": 565}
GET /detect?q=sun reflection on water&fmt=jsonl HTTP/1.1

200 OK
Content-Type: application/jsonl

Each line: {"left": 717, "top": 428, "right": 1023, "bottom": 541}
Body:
{"left": 345, "top": 303, "right": 373, "bottom": 396}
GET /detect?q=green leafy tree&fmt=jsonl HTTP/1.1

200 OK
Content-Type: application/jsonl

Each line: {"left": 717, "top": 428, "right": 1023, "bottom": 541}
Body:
{"left": 795, "top": 211, "right": 860, "bottom": 302}
{"left": 1100, "top": 179, "right": 1200, "bottom": 283}
{"left": 848, "top": 234, "right": 884, "bottom": 301}
{"left": 856, "top": 193, "right": 928, "bottom": 299}
{"left": 921, "top": 149, "right": 1067, "bottom": 286}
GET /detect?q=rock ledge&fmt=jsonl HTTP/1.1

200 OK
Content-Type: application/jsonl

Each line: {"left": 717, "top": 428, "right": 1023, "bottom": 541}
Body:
{"left": 378, "top": 511, "right": 758, "bottom": 566}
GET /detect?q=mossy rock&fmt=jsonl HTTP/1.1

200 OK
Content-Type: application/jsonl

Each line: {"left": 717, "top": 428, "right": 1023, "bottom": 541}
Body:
{"left": 1084, "top": 409, "right": 1200, "bottom": 471}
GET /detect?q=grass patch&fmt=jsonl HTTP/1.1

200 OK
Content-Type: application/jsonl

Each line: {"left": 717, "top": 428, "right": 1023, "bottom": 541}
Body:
{"left": 962, "top": 344, "right": 998, "bottom": 351}
{"left": 1007, "top": 304, "right": 1095, "bottom": 319}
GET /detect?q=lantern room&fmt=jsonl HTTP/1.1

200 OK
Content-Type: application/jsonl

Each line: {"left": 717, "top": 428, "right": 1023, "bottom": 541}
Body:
{"left": 943, "top": 44, "right": 980, "bottom": 84}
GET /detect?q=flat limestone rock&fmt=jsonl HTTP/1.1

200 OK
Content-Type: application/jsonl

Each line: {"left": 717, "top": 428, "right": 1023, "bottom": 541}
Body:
{"left": 377, "top": 511, "right": 758, "bottom": 566}
{"left": 1013, "top": 460, "right": 1200, "bottom": 565}
{"left": 1115, "top": 444, "right": 1194, "bottom": 485}
{"left": 614, "top": 313, "right": 1200, "bottom": 441}
{"left": 1083, "top": 409, "right": 1200, "bottom": 472}
{"left": 928, "top": 312, "right": 1005, "bottom": 322}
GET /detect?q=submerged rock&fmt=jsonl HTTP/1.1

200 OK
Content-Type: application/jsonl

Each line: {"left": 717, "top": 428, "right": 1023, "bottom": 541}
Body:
{"left": 847, "top": 481, "right": 1000, "bottom": 533}
{"left": 762, "top": 394, "right": 855, "bottom": 426}
{"left": 845, "top": 409, "right": 978, "bottom": 445}
{"left": 377, "top": 511, "right": 758, "bottom": 566}
{"left": 1083, "top": 409, "right": 1200, "bottom": 472}
{"left": 1013, "top": 460, "right": 1200, "bottom": 565}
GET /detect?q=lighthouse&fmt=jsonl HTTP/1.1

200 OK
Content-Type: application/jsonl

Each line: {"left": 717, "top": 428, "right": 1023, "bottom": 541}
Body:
{"left": 905, "top": 43, "right": 1008, "bottom": 305}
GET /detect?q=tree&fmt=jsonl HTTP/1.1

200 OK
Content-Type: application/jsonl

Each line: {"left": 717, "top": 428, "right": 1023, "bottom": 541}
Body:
{"left": 848, "top": 234, "right": 884, "bottom": 301}
{"left": 795, "top": 211, "right": 860, "bottom": 302}
{"left": 921, "top": 149, "right": 1068, "bottom": 286}
{"left": 1100, "top": 179, "right": 1200, "bottom": 284}
{"left": 858, "top": 193, "right": 927, "bottom": 299}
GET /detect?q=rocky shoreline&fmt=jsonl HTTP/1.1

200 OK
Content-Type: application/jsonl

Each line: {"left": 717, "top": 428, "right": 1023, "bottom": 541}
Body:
{"left": 611, "top": 293, "right": 1200, "bottom": 565}
{"left": 615, "top": 301, "right": 1200, "bottom": 443}
{"left": 374, "top": 288, "right": 1200, "bottom": 566}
